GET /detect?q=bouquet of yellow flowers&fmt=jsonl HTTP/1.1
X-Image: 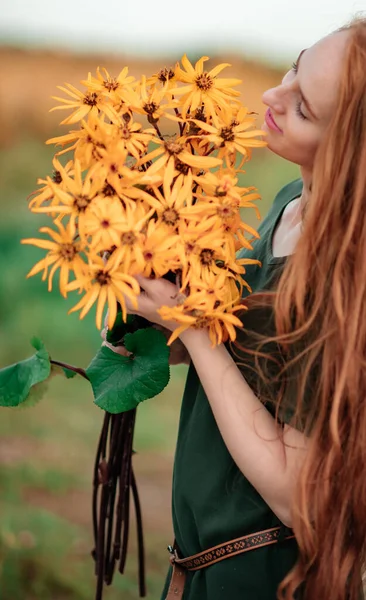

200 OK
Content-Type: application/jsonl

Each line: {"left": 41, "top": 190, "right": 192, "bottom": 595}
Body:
{"left": 22, "top": 55, "right": 266, "bottom": 347}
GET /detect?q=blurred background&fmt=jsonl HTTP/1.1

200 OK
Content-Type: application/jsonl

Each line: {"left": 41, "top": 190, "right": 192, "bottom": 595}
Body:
{"left": 0, "top": 0, "right": 362, "bottom": 598}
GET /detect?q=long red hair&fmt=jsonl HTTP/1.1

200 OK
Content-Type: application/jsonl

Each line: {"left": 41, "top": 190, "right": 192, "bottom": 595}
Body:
{"left": 237, "top": 16, "right": 366, "bottom": 600}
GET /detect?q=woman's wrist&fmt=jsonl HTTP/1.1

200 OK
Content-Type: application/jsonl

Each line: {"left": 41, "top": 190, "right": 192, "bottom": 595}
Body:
{"left": 179, "top": 327, "right": 211, "bottom": 350}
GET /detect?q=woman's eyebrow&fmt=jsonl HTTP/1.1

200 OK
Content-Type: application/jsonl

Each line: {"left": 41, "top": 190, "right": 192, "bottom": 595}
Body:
{"left": 297, "top": 50, "right": 319, "bottom": 120}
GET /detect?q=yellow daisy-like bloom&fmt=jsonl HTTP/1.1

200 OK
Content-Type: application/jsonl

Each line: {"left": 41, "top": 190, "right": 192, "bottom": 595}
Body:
{"left": 30, "top": 159, "right": 102, "bottom": 231}
{"left": 185, "top": 269, "right": 242, "bottom": 310}
{"left": 181, "top": 196, "right": 260, "bottom": 251}
{"left": 50, "top": 82, "right": 118, "bottom": 126}
{"left": 190, "top": 106, "right": 266, "bottom": 167}
{"left": 195, "top": 170, "right": 261, "bottom": 216}
{"left": 170, "top": 55, "right": 241, "bottom": 122}
{"left": 159, "top": 300, "right": 244, "bottom": 346}
{"left": 80, "top": 67, "right": 136, "bottom": 101}
{"left": 133, "top": 219, "right": 181, "bottom": 278}
{"left": 93, "top": 146, "right": 162, "bottom": 205}
{"left": 145, "top": 164, "right": 193, "bottom": 229}
{"left": 28, "top": 158, "right": 74, "bottom": 209}
{"left": 67, "top": 254, "right": 140, "bottom": 328}
{"left": 46, "top": 113, "right": 115, "bottom": 169}
{"left": 21, "top": 220, "right": 86, "bottom": 298}
{"left": 146, "top": 66, "right": 178, "bottom": 94}
{"left": 81, "top": 196, "right": 128, "bottom": 251}
{"left": 108, "top": 202, "right": 155, "bottom": 274}
{"left": 140, "top": 135, "right": 222, "bottom": 176}
{"left": 123, "top": 76, "right": 171, "bottom": 123}
{"left": 112, "top": 114, "right": 156, "bottom": 160}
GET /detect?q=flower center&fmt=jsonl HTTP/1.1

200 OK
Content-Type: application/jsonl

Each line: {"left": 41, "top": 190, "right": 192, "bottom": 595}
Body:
{"left": 96, "top": 270, "right": 111, "bottom": 285}
{"left": 144, "top": 251, "right": 153, "bottom": 260}
{"left": 143, "top": 102, "right": 158, "bottom": 115}
{"left": 74, "top": 195, "right": 91, "bottom": 212}
{"left": 59, "top": 243, "right": 77, "bottom": 261}
{"left": 101, "top": 219, "right": 110, "bottom": 228}
{"left": 195, "top": 73, "right": 213, "bottom": 91}
{"left": 103, "top": 79, "right": 119, "bottom": 91}
{"left": 165, "top": 141, "right": 183, "bottom": 155}
{"left": 162, "top": 208, "right": 179, "bottom": 226}
{"left": 83, "top": 92, "right": 99, "bottom": 106}
{"left": 120, "top": 126, "right": 131, "bottom": 140}
{"left": 102, "top": 183, "right": 116, "bottom": 197}
{"left": 200, "top": 248, "right": 215, "bottom": 265}
{"left": 52, "top": 170, "right": 62, "bottom": 184}
{"left": 157, "top": 68, "right": 175, "bottom": 82}
{"left": 220, "top": 126, "right": 235, "bottom": 142}
{"left": 185, "top": 241, "right": 196, "bottom": 254}
{"left": 193, "top": 315, "right": 211, "bottom": 329}
{"left": 121, "top": 231, "right": 137, "bottom": 245}
{"left": 175, "top": 158, "right": 190, "bottom": 175}
{"left": 217, "top": 205, "right": 235, "bottom": 219}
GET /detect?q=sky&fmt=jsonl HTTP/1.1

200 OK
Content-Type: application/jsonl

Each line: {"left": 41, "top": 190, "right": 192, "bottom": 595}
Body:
{"left": 0, "top": 0, "right": 364, "bottom": 64}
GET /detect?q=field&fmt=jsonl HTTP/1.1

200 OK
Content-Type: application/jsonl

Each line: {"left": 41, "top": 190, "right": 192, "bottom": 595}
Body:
{"left": 0, "top": 47, "right": 299, "bottom": 600}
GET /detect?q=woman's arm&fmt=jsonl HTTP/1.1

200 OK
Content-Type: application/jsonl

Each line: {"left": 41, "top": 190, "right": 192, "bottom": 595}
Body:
{"left": 152, "top": 324, "right": 190, "bottom": 365}
{"left": 179, "top": 326, "right": 308, "bottom": 527}
{"left": 121, "top": 274, "right": 308, "bottom": 526}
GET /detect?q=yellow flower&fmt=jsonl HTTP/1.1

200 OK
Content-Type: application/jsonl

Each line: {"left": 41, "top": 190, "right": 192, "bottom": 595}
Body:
{"left": 145, "top": 163, "right": 193, "bottom": 229}
{"left": 181, "top": 197, "right": 260, "bottom": 251}
{"left": 170, "top": 55, "right": 241, "bottom": 122}
{"left": 190, "top": 106, "right": 266, "bottom": 167}
{"left": 93, "top": 146, "right": 162, "bottom": 205}
{"left": 46, "top": 113, "right": 114, "bottom": 168}
{"left": 81, "top": 196, "right": 129, "bottom": 251}
{"left": 21, "top": 220, "right": 86, "bottom": 298}
{"left": 28, "top": 158, "right": 73, "bottom": 209}
{"left": 108, "top": 202, "right": 155, "bottom": 274}
{"left": 195, "top": 170, "right": 261, "bottom": 216}
{"left": 140, "top": 135, "right": 222, "bottom": 176}
{"left": 134, "top": 219, "right": 181, "bottom": 278}
{"left": 67, "top": 254, "right": 140, "bottom": 328}
{"left": 146, "top": 66, "right": 178, "bottom": 90}
{"left": 112, "top": 114, "right": 156, "bottom": 160}
{"left": 30, "top": 160, "right": 102, "bottom": 231}
{"left": 159, "top": 301, "right": 244, "bottom": 346}
{"left": 123, "top": 75, "right": 171, "bottom": 123}
{"left": 80, "top": 67, "right": 136, "bottom": 100}
{"left": 50, "top": 82, "right": 118, "bottom": 125}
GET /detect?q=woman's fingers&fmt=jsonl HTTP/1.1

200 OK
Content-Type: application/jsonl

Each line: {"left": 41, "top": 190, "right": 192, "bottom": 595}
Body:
{"left": 102, "top": 341, "right": 133, "bottom": 357}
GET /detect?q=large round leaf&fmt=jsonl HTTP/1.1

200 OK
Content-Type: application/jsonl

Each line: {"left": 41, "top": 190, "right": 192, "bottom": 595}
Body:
{"left": 86, "top": 328, "right": 170, "bottom": 414}
{"left": 0, "top": 337, "right": 51, "bottom": 407}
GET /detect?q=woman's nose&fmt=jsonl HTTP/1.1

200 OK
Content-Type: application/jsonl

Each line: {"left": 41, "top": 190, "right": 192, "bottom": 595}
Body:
{"left": 262, "top": 86, "right": 286, "bottom": 115}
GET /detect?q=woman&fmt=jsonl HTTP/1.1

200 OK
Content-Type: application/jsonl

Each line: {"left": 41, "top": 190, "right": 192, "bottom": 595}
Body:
{"left": 103, "top": 18, "right": 366, "bottom": 600}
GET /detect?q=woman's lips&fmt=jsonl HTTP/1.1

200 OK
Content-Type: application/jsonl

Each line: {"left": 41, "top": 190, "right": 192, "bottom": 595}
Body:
{"left": 265, "top": 108, "right": 283, "bottom": 133}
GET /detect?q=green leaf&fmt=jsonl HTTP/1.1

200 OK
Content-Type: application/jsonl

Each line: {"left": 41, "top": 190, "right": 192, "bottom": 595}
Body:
{"left": 86, "top": 328, "right": 170, "bottom": 414}
{"left": 106, "top": 312, "right": 151, "bottom": 344}
{"left": 61, "top": 367, "right": 77, "bottom": 379}
{"left": 0, "top": 338, "right": 51, "bottom": 407}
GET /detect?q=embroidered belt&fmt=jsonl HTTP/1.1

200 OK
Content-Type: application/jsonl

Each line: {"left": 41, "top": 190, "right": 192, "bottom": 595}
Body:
{"left": 165, "top": 525, "right": 295, "bottom": 600}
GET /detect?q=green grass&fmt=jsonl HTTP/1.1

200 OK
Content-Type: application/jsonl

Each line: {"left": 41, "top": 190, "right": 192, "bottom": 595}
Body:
{"left": 0, "top": 134, "right": 299, "bottom": 599}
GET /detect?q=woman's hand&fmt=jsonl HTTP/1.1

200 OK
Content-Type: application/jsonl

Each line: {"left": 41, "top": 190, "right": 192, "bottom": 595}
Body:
{"left": 100, "top": 275, "right": 190, "bottom": 364}
{"left": 126, "top": 275, "right": 182, "bottom": 331}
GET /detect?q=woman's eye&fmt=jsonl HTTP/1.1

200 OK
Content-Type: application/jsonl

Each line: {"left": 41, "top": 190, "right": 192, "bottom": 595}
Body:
{"left": 295, "top": 101, "right": 307, "bottom": 120}
{"left": 291, "top": 61, "right": 298, "bottom": 73}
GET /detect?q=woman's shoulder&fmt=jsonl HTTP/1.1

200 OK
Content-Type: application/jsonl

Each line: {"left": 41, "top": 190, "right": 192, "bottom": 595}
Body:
{"left": 272, "top": 178, "right": 303, "bottom": 210}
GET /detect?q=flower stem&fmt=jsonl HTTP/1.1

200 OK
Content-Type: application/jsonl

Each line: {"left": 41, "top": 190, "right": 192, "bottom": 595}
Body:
{"left": 50, "top": 359, "right": 89, "bottom": 381}
{"left": 152, "top": 122, "right": 164, "bottom": 141}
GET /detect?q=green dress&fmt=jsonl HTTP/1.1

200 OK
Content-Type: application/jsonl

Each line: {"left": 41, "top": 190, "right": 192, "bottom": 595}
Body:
{"left": 161, "top": 179, "right": 304, "bottom": 600}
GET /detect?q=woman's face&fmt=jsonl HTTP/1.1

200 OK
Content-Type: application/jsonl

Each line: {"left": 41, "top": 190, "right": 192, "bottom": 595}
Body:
{"left": 261, "top": 31, "right": 349, "bottom": 170}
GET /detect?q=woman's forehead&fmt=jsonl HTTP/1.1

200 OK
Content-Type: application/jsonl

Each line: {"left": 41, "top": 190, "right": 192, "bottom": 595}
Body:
{"left": 298, "top": 31, "right": 349, "bottom": 122}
